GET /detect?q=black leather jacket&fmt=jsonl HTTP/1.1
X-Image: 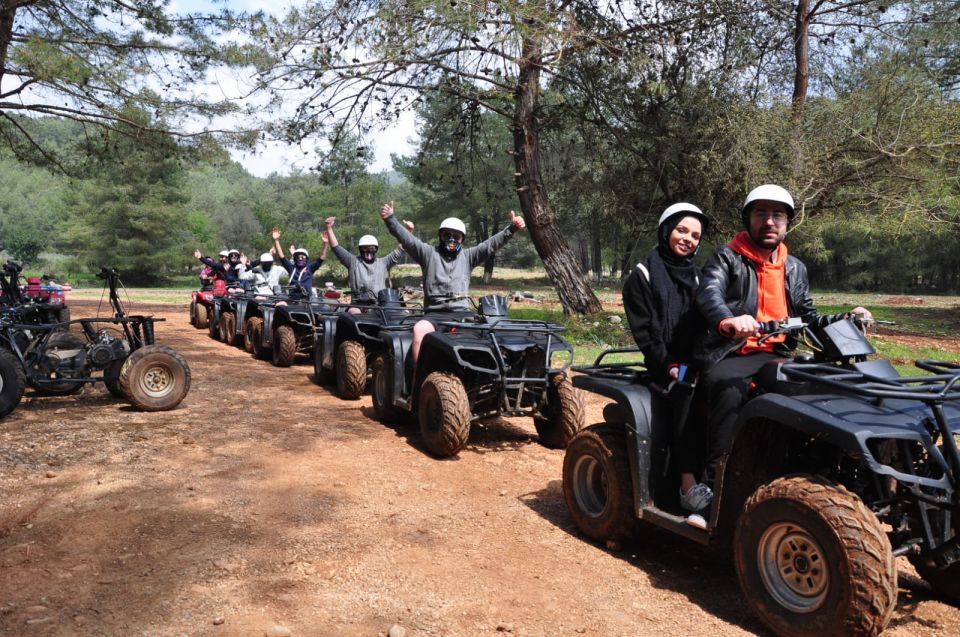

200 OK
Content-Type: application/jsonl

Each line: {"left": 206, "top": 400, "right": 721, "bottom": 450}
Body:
{"left": 693, "top": 245, "right": 842, "bottom": 371}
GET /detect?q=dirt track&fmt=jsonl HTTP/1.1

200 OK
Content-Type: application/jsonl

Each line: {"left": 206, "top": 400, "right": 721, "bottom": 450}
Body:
{"left": 1, "top": 300, "right": 958, "bottom": 637}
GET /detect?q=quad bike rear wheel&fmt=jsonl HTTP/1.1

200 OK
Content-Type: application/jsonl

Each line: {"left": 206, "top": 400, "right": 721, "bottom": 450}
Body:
{"left": 419, "top": 372, "right": 471, "bottom": 457}
{"left": 336, "top": 340, "right": 366, "bottom": 399}
{"left": 272, "top": 325, "right": 297, "bottom": 367}
{"left": 28, "top": 332, "right": 86, "bottom": 396}
{"left": 57, "top": 307, "right": 71, "bottom": 324}
{"left": 371, "top": 354, "right": 405, "bottom": 422}
{"left": 103, "top": 359, "right": 125, "bottom": 398}
{"left": 218, "top": 311, "right": 237, "bottom": 346}
{"left": 119, "top": 345, "right": 191, "bottom": 411}
{"left": 313, "top": 345, "right": 334, "bottom": 385}
{"left": 562, "top": 423, "right": 639, "bottom": 543}
{"left": 195, "top": 304, "right": 210, "bottom": 329}
{"left": 734, "top": 475, "right": 896, "bottom": 637}
{"left": 0, "top": 348, "right": 26, "bottom": 418}
{"left": 534, "top": 372, "right": 585, "bottom": 449}
{"left": 244, "top": 317, "right": 265, "bottom": 357}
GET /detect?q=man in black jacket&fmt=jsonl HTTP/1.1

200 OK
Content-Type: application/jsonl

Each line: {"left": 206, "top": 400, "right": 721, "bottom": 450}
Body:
{"left": 694, "top": 184, "right": 867, "bottom": 489}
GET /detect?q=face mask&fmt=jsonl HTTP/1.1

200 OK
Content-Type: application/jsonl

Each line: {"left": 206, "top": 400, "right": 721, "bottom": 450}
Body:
{"left": 440, "top": 231, "right": 463, "bottom": 254}
{"left": 262, "top": 262, "right": 273, "bottom": 271}
{"left": 360, "top": 248, "right": 377, "bottom": 263}
{"left": 295, "top": 257, "right": 307, "bottom": 267}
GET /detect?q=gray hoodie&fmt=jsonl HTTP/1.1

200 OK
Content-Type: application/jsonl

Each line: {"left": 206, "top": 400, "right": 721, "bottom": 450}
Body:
{"left": 331, "top": 244, "right": 405, "bottom": 301}
{"left": 384, "top": 214, "right": 517, "bottom": 310}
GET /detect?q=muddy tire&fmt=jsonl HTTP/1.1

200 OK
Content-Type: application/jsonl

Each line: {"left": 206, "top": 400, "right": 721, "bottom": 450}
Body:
{"left": 189, "top": 300, "right": 197, "bottom": 327}
{"left": 562, "top": 424, "right": 638, "bottom": 543}
{"left": 313, "top": 346, "right": 334, "bottom": 385}
{"left": 0, "top": 348, "right": 26, "bottom": 418}
{"left": 103, "top": 359, "right": 125, "bottom": 398}
{"left": 272, "top": 325, "right": 297, "bottom": 367}
{"left": 909, "top": 517, "right": 960, "bottom": 603}
{"left": 371, "top": 354, "right": 405, "bottom": 422}
{"left": 196, "top": 304, "right": 210, "bottom": 329}
{"left": 218, "top": 311, "right": 237, "bottom": 346}
{"left": 57, "top": 307, "right": 71, "bottom": 324}
{"left": 336, "top": 340, "right": 367, "bottom": 399}
{"left": 119, "top": 345, "right": 191, "bottom": 412}
{"left": 419, "top": 372, "right": 471, "bottom": 457}
{"left": 28, "top": 332, "right": 86, "bottom": 396}
{"left": 244, "top": 317, "right": 265, "bottom": 357}
{"left": 534, "top": 372, "right": 585, "bottom": 449}
{"left": 734, "top": 475, "right": 896, "bottom": 637}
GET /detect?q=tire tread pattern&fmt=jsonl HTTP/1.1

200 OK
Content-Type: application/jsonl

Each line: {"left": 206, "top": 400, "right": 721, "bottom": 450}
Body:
{"left": 118, "top": 345, "right": 191, "bottom": 412}
{"left": 534, "top": 372, "right": 585, "bottom": 448}
{"left": 272, "top": 325, "right": 297, "bottom": 367}
{"left": 337, "top": 340, "right": 366, "bottom": 399}
{"left": 419, "top": 372, "right": 471, "bottom": 457}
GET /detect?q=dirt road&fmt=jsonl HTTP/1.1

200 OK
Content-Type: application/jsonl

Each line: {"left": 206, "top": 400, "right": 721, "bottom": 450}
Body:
{"left": 1, "top": 301, "right": 957, "bottom": 636}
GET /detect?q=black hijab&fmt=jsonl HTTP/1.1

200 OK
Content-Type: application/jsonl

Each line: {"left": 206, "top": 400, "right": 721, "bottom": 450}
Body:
{"left": 646, "top": 213, "right": 704, "bottom": 346}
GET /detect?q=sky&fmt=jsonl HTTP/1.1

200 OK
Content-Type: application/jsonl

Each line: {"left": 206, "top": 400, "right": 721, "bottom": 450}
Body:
{"left": 171, "top": 0, "right": 419, "bottom": 178}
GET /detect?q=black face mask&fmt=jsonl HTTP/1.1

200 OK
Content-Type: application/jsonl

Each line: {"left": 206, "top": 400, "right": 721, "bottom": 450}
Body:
{"left": 262, "top": 262, "right": 273, "bottom": 272}
{"left": 439, "top": 231, "right": 463, "bottom": 255}
{"left": 360, "top": 248, "right": 377, "bottom": 263}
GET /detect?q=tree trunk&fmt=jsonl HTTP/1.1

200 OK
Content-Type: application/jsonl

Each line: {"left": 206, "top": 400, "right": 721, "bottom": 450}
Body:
{"left": 513, "top": 26, "right": 602, "bottom": 315}
{"left": 791, "top": 0, "right": 811, "bottom": 125}
{"left": 591, "top": 227, "right": 602, "bottom": 285}
{"left": 0, "top": 3, "right": 18, "bottom": 84}
{"left": 477, "top": 211, "right": 494, "bottom": 284}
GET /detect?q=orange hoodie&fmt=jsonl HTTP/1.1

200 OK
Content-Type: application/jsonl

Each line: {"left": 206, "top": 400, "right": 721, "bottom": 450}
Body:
{"left": 727, "top": 231, "right": 789, "bottom": 354}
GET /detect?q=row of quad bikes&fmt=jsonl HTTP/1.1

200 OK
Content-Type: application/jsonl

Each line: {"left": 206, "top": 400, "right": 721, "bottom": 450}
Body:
{"left": 0, "top": 263, "right": 191, "bottom": 418}
{"left": 192, "top": 281, "right": 960, "bottom": 637}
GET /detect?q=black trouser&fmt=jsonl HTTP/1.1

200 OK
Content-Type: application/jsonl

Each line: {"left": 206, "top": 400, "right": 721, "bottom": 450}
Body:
{"left": 701, "top": 352, "right": 780, "bottom": 486}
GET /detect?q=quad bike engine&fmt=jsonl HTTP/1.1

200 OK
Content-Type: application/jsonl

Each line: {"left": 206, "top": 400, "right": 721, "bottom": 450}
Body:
{"left": 88, "top": 329, "right": 129, "bottom": 368}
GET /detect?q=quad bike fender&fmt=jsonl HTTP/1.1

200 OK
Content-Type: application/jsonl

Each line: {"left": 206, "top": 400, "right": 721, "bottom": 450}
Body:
{"left": 261, "top": 307, "right": 275, "bottom": 347}
{"left": 732, "top": 393, "right": 955, "bottom": 490}
{"left": 233, "top": 299, "right": 250, "bottom": 337}
{"left": 572, "top": 374, "right": 655, "bottom": 510}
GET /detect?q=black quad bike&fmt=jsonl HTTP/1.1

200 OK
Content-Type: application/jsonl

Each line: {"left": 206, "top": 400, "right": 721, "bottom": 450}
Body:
{"left": 0, "top": 260, "right": 70, "bottom": 325}
{"left": 0, "top": 267, "right": 191, "bottom": 418}
{"left": 370, "top": 294, "right": 585, "bottom": 457}
{"left": 314, "top": 288, "right": 423, "bottom": 398}
{"left": 562, "top": 316, "right": 960, "bottom": 636}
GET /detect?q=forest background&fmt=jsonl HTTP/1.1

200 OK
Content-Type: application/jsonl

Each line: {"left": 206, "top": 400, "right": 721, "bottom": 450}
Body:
{"left": 0, "top": 0, "right": 958, "bottom": 309}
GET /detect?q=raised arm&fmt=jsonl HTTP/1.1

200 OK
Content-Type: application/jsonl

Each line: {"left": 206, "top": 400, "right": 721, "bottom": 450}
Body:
{"left": 271, "top": 227, "right": 285, "bottom": 259}
{"left": 380, "top": 201, "right": 431, "bottom": 265}
{"left": 465, "top": 210, "right": 525, "bottom": 267}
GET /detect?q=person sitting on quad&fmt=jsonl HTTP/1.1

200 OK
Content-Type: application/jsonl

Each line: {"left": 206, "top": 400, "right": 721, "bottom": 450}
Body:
{"left": 379, "top": 200, "right": 526, "bottom": 362}
{"left": 194, "top": 248, "right": 244, "bottom": 286}
{"left": 324, "top": 215, "right": 412, "bottom": 309}
{"left": 271, "top": 226, "right": 328, "bottom": 298}
{"left": 623, "top": 202, "right": 712, "bottom": 515}
{"left": 239, "top": 250, "right": 288, "bottom": 295}
{"left": 199, "top": 263, "right": 215, "bottom": 290}
{"left": 694, "top": 184, "right": 870, "bottom": 496}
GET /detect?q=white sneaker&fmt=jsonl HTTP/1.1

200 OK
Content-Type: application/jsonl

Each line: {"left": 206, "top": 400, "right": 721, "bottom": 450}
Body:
{"left": 686, "top": 513, "right": 708, "bottom": 530}
{"left": 680, "top": 483, "right": 713, "bottom": 514}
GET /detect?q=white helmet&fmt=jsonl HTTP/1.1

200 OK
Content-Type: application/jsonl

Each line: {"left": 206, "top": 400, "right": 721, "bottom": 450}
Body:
{"left": 658, "top": 202, "right": 705, "bottom": 228}
{"left": 292, "top": 247, "right": 309, "bottom": 258}
{"left": 259, "top": 253, "right": 274, "bottom": 263}
{"left": 218, "top": 249, "right": 230, "bottom": 257}
{"left": 742, "top": 184, "right": 795, "bottom": 224}
{"left": 358, "top": 234, "right": 379, "bottom": 248}
{"left": 228, "top": 249, "right": 240, "bottom": 257}
{"left": 439, "top": 217, "right": 467, "bottom": 235}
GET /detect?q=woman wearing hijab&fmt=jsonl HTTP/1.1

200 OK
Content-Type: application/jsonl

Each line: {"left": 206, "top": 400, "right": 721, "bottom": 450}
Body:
{"left": 623, "top": 202, "right": 712, "bottom": 516}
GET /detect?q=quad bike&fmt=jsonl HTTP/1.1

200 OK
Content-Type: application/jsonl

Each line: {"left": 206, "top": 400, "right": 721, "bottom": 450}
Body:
{"left": 313, "top": 287, "right": 422, "bottom": 398}
{"left": 0, "top": 267, "right": 191, "bottom": 418}
{"left": 189, "top": 279, "right": 226, "bottom": 329}
{"left": 562, "top": 316, "right": 960, "bottom": 636}
{"left": 370, "top": 294, "right": 585, "bottom": 457}
{"left": 0, "top": 261, "right": 70, "bottom": 325}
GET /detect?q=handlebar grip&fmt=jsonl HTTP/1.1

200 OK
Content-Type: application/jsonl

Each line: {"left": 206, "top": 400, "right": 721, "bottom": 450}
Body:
{"left": 757, "top": 320, "right": 778, "bottom": 334}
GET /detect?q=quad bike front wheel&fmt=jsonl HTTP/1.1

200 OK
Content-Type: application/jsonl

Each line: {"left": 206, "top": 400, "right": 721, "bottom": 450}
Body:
{"left": 534, "top": 372, "right": 585, "bottom": 449}
{"left": 195, "top": 304, "right": 210, "bottom": 329}
{"left": 119, "top": 345, "right": 191, "bottom": 412}
{"left": 562, "top": 424, "right": 638, "bottom": 543}
{"left": 371, "top": 354, "right": 405, "bottom": 422}
{"left": 734, "top": 475, "right": 896, "bottom": 637}
{"left": 27, "top": 332, "right": 86, "bottom": 396}
{"left": 218, "top": 311, "right": 237, "bottom": 346}
{"left": 207, "top": 309, "right": 219, "bottom": 340}
{"left": 0, "top": 348, "right": 26, "bottom": 418}
{"left": 189, "top": 300, "right": 197, "bottom": 327}
{"left": 272, "top": 325, "right": 297, "bottom": 367}
{"left": 419, "top": 372, "right": 471, "bottom": 457}
{"left": 909, "top": 515, "right": 960, "bottom": 603}
{"left": 336, "top": 340, "right": 367, "bottom": 399}
{"left": 244, "top": 317, "right": 265, "bottom": 358}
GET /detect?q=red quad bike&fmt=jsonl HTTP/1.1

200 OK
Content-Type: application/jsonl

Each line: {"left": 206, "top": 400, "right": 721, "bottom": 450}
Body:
{"left": 189, "top": 279, "right": 226, "bottom": 330}
{"left": 0, "top": 267, "right": 191, "bottom": 418}
{"left": 563, "top": 316, "right": 960, "bottom": 637}
{"left": 0, "top": 261, "right": 71, "bottom": 325}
